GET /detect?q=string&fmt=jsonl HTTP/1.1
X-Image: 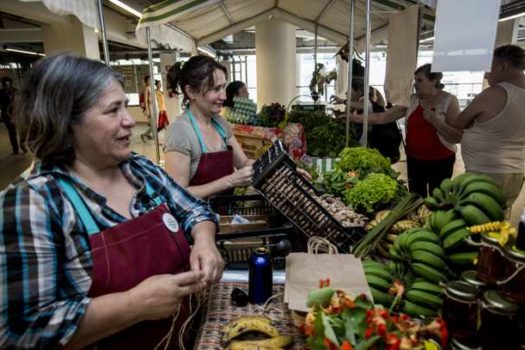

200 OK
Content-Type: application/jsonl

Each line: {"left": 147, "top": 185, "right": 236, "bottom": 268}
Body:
{"left": 307, "top": 236, "right": 339, "bottom": 255}
{"left": 153, "top": 304, "right": 181, "bottom": 350}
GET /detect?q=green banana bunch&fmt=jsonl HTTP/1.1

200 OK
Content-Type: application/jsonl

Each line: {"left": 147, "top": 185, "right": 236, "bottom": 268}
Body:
{"left": 424, "top": 173, "right": 506, "bottom": 229}
{"left": 363, "top": 260, "right": 396, "bottom": 307}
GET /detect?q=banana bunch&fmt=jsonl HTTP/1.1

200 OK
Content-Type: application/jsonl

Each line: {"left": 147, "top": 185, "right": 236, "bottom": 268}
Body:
{"left": 363, "top": 260, "right": 395, "bottom": 307}
{"left": 222, "top": 316, "right": 294, "bottom": 349}
{"left": 390, "top": 228, "right": 450, "bottom": 285}
{"left": 365, "top": 210, "right": 391, "bottom": 230}
{"left": 424, "top": 173, "right": 506, "bottom": 226}
{"left": 402, "top": 280, "right": 442, "bottom": 318}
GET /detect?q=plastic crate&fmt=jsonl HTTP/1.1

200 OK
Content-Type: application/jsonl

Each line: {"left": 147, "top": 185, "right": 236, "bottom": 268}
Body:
{"left": 252, "top": 141, "right": 365, "bottom": 253}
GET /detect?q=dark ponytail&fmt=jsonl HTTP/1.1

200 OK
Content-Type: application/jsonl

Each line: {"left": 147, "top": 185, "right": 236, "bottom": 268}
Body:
{"left": 167, "top": 62, "right": 183, "bottom": 95}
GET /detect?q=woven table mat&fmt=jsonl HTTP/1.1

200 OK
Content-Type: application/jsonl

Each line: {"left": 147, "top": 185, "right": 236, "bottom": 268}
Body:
{"left": 195, "top": 282, "right": 307, "bottom": 349}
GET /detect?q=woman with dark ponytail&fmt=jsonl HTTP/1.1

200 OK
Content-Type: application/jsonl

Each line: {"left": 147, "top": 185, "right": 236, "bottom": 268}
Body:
{"left": 351, "top": 63, "right": 462, "bottom": 197}
{"left": 163, "top": 56, "right": 254, "bottom": 199}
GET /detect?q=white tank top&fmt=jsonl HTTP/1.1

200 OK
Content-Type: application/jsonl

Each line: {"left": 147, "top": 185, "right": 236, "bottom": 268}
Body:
{"left": 461, "top": 82, "right": 525, "bottom": 173}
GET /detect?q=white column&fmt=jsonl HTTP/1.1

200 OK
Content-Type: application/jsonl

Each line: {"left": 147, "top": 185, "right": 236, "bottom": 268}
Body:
{"left": 41, "top": 16, "right": 100, "bottom": 60}
{"left": 160, "top": 52, "right": 181, "bottom": 121}
{"left": 495, "top": 18, "right": 520, "bottom": 47}
{"left": 255, "top": 19, "right": 296, "bottom": 106}
{"left": 336, "top": 55, "right": 348, "bottom": 97}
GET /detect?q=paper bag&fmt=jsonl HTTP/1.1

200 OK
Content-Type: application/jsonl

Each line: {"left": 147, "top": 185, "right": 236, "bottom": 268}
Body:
{"left": 284, "top": 252, "right": 371, "bottom": 312}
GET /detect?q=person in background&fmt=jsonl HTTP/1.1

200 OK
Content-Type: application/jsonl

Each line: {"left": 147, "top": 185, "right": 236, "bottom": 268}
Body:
{"left": 0, "top": 53, "right": 223, "bottom": 349}
{"left": 0, "top": 76, "right": 21, "bottom": 154}
{"left": 223, "top": 80, "right": 249, "bottom": 108}
{"left": 155, "top": 79, "right": 170, "bottom": 132}
{"left": 222, "top": 80, "right": 258, "bottom": 125}
{"left": 164, "top": 56, "right": 254, "bottom": 199}
{"left": 140, "top": 75, "right": 153, "bottom": 143}
{"left": 447, "top": 44, "right": 525, "bottom": 211}
{"left": 351, "top": 64, "right": 462, "bottom": 198}
{"left": 334, "top": 78, "right": 402, "bottom": 163}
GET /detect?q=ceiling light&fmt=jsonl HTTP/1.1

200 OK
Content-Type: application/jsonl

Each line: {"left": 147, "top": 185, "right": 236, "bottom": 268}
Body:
{"left": 5, "top": 48, "right": 45, "bottom": 56}
{"left": 420, "top": 36, "right": 435, "bottom": 43}
{"left": 108, "top": 0, "right": 142, "bottom": 18}
{"left": 197, "top": 46, "right": 216, "bottom": 57}
{"left": 499, "top": 11, "right": 525, "bottom": 22}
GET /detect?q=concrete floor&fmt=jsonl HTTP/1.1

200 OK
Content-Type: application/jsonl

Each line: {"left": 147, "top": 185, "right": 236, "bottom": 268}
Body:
{"left": 0, "top": 121, "right": 523, "bottom": 226}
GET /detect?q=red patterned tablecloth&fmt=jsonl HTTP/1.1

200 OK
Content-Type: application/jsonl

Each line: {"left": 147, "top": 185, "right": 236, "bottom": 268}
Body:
{"left": 232, "top": 123, "right": 306, "bottom": 161}
{"left": 195, "top": 282, "right": 307, "bottom": 349}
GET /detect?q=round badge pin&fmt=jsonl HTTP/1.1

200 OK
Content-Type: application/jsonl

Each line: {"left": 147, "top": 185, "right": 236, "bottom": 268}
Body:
{"left": 162, "top": 213, "right": 180, "bottom": 233}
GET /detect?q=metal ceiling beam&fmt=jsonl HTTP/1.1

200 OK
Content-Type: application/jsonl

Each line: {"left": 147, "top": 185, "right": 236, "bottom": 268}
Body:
{"left": 197, "top": 8, "right": 274, "bottom": 45}
{"left": 315, "top": 0, "right": 337, "bottom": 23}
{"left": 272, "top": 7, "right": 348, "bottom": 44}
{"left": 219, "top": 1, "right": 234, "bottom": 24}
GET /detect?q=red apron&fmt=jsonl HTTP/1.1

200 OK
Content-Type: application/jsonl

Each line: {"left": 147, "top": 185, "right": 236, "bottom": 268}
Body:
{"left": 58, "top": 179, "right": 191, "bottom": 349}
{"left": 187, "top": 110, "right": 234, "bottom": 194}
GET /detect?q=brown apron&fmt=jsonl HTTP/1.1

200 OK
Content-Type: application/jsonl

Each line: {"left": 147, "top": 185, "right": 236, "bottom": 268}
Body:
{"left": 58, "top": 178, "right": 191, "bottom": 349}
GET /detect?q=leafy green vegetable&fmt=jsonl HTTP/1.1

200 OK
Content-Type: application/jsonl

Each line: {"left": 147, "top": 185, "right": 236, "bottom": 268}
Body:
{"left": 307, "top": 287, "right": 335, "bottom": 308}
{"left": 343, "top": 173, "right": 398, "bottom": 213}
{"left": 316, "top": 168, "right": 358, "bottom": 198}
{"left": 337, "top": 147, "right": 398, "bottom": 179}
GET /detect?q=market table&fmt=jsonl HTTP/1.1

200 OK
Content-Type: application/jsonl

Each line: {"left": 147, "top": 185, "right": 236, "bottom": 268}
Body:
{"left": 195, "top": 282, "right": 307, "bottom": 350}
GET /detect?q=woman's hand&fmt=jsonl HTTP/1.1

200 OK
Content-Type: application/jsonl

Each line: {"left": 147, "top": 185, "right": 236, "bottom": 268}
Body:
{"left": 226, "top": 165, "right": 254, "bottom": 188}
{"left": 330, "top": 95, "right": 346, "bottom": 105}
{"left": 297, "top": 167, "right": 313, "bottom": 181}
{"left": 128, "top": 271, "right": 206, "bottom": 321}
{"left": 423, "top": 108, "right": 440, "bottom": 125}
{"left": 190, "top": 233, "right": 225, "bottom": 285}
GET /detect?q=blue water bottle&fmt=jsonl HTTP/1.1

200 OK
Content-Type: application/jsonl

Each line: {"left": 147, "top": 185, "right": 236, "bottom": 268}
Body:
{"left": 248, "top": 247, "right": 273, "bottom": 305}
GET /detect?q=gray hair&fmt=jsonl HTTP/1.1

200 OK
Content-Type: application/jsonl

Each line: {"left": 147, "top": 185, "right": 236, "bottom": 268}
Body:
{"left": 16, "top": 53, "right": 123, "bottom": 164}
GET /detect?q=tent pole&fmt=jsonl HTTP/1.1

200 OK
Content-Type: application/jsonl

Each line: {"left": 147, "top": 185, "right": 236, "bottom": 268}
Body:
{"left": 345, "top": 0, "right": 355, "bottom": 147}
{"left": 96, "top": 0, "right": 110, "bottom": 65}
{"left": 146, "top": 27, "right": 160, "bottom": 164}
{"left": 362, "top": 0, "right": 371, "bottom": 148}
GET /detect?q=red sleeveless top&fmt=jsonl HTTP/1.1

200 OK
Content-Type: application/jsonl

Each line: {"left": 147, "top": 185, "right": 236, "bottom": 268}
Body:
{"left": 405, "top": 105, "right": 454, "bottom": 160}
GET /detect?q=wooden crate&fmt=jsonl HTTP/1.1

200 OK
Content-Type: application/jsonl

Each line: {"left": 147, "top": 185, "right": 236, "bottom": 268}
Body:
{"left": 234, "top": 133, "right": 273, "bottom": 160}
{"left": 218, "top": 214, "right": 268, "bottom": 234}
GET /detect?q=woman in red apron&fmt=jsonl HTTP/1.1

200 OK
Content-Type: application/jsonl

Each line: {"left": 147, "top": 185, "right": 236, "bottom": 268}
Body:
{"left": 163, "top": 56, "right": 254, "bottom": 199}
{"left": 0, "top": 54, "right": 224, "bottom": 349}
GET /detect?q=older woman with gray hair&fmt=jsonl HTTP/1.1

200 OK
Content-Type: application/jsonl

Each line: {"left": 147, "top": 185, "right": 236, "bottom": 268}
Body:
{"left": 0, "top": 53, "right": 224, "bottom": 349}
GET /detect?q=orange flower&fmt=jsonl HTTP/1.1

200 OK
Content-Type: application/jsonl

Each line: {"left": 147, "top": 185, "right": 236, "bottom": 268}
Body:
{"left": 341, "top": 340, "right": 353, "bottom": 350}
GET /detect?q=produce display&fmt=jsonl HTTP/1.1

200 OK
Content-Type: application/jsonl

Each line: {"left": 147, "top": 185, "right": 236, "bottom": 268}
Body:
{"left": 221, "top": 315, "right": 294, "bottom": 349}
{"left": 287, "top": 110, "right": 351, "bottom": 157}
{"left": 315, "top": 147, "right": 407, "bottom": 214}
{"left": 302, "top": 283, "right": 447, "bottom": 349}
{"left": 359, "top": 173, "right": 514, "bottom": 320}
{"left": 311, "top": 192, "right": 368, "bottom": 228}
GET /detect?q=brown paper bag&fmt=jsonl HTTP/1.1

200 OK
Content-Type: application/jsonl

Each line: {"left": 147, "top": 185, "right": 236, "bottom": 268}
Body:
{"left": 284, "top": 252, "right": 372, "bottom": 312}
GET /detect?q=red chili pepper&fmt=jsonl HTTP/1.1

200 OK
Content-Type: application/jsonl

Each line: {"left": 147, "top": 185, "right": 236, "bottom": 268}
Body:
{"left": 377, "top": 323, "right": 387, "bottom": 337}
{"left": 323, "top": 338, "right": 338, "bottom": 350}
{"left": 340, "top": 340, "right": 353, "bottom": 350}
{"left": 364, "top": 327, "right": 374, "bottom": 339}
{"left": 385, "top": 334, "right": 401, "bottom": 350}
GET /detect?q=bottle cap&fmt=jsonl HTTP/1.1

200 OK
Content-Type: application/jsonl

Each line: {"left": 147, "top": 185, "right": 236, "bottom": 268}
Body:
{"left": 482, "top": 290, "right": 518, "bottom": 314}
{"left": 444, "top": 281, "right": 478, "bottom": 301}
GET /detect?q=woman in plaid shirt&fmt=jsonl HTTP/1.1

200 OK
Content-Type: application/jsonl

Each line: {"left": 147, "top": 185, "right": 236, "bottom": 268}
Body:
{"left": 0, "top": 53, "right": 224, "bottom": 349}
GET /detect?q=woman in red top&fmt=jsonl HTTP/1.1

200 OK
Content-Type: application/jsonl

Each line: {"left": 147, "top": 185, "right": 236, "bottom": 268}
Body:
{"left": 351, "top": 64, "right": 462, "bottom": 197}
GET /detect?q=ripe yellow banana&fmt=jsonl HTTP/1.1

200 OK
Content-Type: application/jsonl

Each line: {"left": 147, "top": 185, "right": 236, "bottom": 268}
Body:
{"left": 228, "top": 335, "right": 294, "bottom": 350}
{"left": 222, "top": 316, "right": 281, "bottom": 345}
